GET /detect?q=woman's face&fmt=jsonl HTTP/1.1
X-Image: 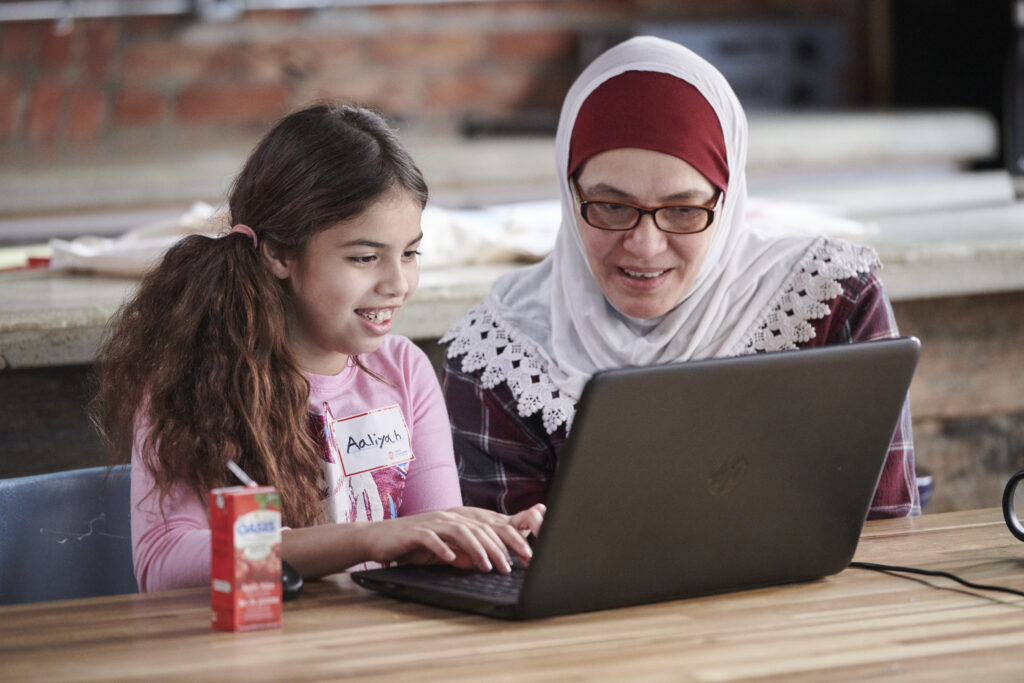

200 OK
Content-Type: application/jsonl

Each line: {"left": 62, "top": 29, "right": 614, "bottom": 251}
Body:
{"left": 574, "top": 147, "right": 721, "bottom": 319}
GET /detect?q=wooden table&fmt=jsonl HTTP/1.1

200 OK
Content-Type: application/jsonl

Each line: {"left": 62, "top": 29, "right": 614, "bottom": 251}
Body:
{"left": 2, "top": 508, "right": 1023, "bottom": 681}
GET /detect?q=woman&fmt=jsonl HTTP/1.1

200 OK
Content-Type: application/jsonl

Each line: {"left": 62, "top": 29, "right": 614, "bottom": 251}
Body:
{"left": 440, "top": 36, "right": 918, "bottom": 520}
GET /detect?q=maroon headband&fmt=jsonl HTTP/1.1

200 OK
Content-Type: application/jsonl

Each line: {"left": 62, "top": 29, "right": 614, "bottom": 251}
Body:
{"left": 568, "top": 70, "right": 729, "bottom": 193}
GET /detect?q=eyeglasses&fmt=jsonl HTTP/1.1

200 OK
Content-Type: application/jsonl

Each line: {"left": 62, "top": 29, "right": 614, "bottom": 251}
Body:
{"left": 570, "top": 176, "right": 721, "bottom": 234}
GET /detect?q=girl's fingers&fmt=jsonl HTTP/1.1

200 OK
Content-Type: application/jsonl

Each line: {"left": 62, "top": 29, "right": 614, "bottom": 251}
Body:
{"left": 475, "top": 520, "right": 515, "bottom": 572}
{"left": 489, "top": 521, "right": 533, "bottom": 564}
{"left": 413, "top": 528, "right": 457, "bottom": 564}
{"left": 443, "top": 513, "right": 517, "bottom": 573}
{"left": 458, "top": 509, "right": 530, "bottom": 568}
{"left": 377, "top": 522, "right": 456, "bottom": 566}
{"left": 438, "top": 517, "right": 498, "bottom": 572}
{"left": 469, "top": 520, "right": 514, "bottom": 573}
{"left": 448, "top": 505, "right": 545, "bottom": 568}
{"left": 394, "top": 508, "right": 547, "bottom": 573}
{"left": 511, "top": 504, "right": 546, "bottom": 537}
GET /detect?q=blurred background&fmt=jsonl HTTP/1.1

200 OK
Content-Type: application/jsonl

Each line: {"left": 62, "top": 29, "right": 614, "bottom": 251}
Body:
{"left": 0, "top": 0, "right": 1020, "bottom": 222}
{"left": 0, "top": 0, "right": 1022, "bottom": 513}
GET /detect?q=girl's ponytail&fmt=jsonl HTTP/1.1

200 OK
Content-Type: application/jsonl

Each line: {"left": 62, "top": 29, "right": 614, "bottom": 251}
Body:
{"left": 91, "top": 229, "right": 323, "bottom": 527}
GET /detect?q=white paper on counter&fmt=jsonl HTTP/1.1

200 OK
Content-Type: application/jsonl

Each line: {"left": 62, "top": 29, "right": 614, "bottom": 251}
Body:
{"left": 48, "top": 198, "right": 873, "bottom": 278}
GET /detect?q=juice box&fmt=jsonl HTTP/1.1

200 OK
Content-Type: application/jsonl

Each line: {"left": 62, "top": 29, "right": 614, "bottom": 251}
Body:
{"left": 209, "top": 485, "right": 283, "bottom": 632}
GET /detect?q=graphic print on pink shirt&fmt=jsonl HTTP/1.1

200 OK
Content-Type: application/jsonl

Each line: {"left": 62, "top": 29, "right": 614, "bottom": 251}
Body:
{"left": 309, "top": 403, "right": 410, "bottom": 523}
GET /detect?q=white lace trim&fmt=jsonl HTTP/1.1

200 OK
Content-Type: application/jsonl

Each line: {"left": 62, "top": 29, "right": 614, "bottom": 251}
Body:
{"left": 443, "top": 236, "right": 879, "bottom": 435}
{"left": 730, "top": 236, "right": 880, "bottom": 355}
{"left": 441, "top": 308, "right": 576, "bottom": 434}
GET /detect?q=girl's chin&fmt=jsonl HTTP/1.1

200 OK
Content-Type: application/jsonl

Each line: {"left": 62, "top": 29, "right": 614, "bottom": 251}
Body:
{"left": 346, "top": 336, "right": 388, "bottom": 356}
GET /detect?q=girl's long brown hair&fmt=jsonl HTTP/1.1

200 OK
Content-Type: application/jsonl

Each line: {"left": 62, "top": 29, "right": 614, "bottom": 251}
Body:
{"left": 90, "top": 103, "right": 428, "bottom": 527}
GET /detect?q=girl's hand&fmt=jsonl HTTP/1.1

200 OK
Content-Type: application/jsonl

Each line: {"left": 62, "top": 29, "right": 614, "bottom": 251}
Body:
{"left": 511, "top": 503, "right": 546, "bottom": 538}
{"left": 446, "top": 503, "right": 546, "bottom": 565}
{"left": 360, "top": 510, "right": 529, "bottom": 574}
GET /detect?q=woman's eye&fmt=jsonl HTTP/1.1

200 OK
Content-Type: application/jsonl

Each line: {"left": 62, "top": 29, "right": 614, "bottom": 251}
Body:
{"left": 594, "top": 202, "right": 631, "bottom": 215}
{"left": 663, "top": 206, "right": 700, "bottom": 217}
{"left": 402, "top": 249, "right": 422, "bottom": 260}
{"left": 351, "top": 255, "right": 377, "bottom": 264}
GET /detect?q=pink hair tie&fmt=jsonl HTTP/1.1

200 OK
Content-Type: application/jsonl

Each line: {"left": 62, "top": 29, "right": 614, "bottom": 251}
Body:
{"left": 229, "top": 223, "right": 258, "bottom": 249}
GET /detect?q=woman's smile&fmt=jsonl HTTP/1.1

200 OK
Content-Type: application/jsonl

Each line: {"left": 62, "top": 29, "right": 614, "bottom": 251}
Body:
{"left": 615, "top": 266, "right": 672, "bottom": 290}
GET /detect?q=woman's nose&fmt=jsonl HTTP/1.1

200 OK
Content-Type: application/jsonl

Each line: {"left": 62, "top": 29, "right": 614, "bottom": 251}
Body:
{"left": 621, "top": 214, "right": 668, "bottom": 257}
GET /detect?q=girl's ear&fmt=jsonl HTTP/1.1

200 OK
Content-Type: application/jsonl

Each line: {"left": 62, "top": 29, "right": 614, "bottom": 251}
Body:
{"left": 260, "top": 241, "right": 292, "bottom": 280}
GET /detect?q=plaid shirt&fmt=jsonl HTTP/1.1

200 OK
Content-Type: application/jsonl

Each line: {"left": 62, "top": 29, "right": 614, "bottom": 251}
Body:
{"left": 442, "top": 271, "right": 920, "bottom": 520}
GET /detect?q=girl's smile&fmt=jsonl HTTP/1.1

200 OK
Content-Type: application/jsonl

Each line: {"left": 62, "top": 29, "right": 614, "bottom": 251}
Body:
{"left": 356, "top": 306, "right": 398, "bottom": 334}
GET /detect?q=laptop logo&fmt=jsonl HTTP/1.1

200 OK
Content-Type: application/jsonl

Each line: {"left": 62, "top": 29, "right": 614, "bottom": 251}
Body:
{"left": 708, "top": 454, "right": 748, "bottom": 496}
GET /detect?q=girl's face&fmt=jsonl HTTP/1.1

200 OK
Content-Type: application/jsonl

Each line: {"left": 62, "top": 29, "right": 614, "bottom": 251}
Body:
{"left": 267, "top": 188, "right": 423, "bottom": 376}
{"left": 574, "top": 147, "right": 720, "bottom": 319}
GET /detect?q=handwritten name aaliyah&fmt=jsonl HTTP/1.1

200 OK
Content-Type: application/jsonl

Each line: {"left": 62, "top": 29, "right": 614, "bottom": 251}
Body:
{"left": 347, "top": 429, "right": 404, "bottom": 454}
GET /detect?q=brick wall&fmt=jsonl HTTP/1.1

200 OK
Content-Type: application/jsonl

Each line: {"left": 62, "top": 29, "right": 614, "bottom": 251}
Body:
{"left": 0, "top": 0, "right": 863, "bottom": 165}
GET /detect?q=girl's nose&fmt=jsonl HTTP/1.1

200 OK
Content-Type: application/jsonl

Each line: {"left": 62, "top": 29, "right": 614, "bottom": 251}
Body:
{"left": 377, "top": 259, "right": 410, "bottom": 298}
{"left": 621, "top": 213, "right": 668, "bottom": 257}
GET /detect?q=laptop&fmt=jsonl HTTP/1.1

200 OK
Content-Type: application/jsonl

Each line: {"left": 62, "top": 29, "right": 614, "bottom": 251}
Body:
{"left": 351, "top": 337, "right": 921, "bottom": 619}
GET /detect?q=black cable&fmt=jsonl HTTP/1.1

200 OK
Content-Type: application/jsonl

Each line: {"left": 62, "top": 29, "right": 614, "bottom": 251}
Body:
{"left": 849, "top": 561, "right": 1024, "bottom": 598}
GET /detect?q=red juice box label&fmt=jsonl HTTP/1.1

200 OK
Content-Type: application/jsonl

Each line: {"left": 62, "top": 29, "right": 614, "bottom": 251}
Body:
{"left": 209, "top": 486, "right": 282, "bottom": 632}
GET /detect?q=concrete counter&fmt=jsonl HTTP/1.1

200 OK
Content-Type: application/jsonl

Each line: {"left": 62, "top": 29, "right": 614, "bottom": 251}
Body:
{"left": 2, "top": 224, "right": 1023, "bottom": 515}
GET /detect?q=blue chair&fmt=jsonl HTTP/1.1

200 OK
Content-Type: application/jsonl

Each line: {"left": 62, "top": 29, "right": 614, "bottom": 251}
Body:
{"left": 0, "top": 465, "right": 138, "bottom": 604}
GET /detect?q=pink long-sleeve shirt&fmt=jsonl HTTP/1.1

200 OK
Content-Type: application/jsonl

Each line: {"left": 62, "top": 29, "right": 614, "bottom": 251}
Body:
{"left": 131, "top": 335, "right": 463, "bottom": 591}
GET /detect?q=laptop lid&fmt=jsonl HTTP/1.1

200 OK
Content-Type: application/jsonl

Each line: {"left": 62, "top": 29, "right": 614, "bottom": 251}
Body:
{"left": 352, "top": 337, "right": 921, "bottom": 619}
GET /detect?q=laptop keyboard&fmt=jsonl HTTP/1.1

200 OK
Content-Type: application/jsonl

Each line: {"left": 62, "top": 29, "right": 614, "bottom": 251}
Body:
{"left": 435, "top": 568, "right": 526, "bottom": 599}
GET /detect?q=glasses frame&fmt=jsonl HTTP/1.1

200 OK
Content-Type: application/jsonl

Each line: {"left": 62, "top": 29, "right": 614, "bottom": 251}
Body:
{"left": 570, "top": 176, "right": 721, "bottom": 234}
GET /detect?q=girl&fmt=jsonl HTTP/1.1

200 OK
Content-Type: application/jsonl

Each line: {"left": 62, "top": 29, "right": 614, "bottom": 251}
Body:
{"left": 91, "top": 103, "right": 544, "bottom": 591}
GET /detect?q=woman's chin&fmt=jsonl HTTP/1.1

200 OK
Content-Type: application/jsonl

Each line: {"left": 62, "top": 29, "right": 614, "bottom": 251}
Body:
{"left": 602, "top": 271, "right": 693, "bottom": 319}
{"left": 611, "top": 297, "right": 674, "bottom": 320}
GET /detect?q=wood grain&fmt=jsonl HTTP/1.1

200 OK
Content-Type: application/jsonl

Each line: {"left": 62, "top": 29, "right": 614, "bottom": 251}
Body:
{"left": 2, "top": 508, "right": 1023, "bottom": 682}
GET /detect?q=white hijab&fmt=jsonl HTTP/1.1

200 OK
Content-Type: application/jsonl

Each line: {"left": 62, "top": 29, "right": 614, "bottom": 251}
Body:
{"left": 444, "top": 36, "right": 878, "bottom": 432}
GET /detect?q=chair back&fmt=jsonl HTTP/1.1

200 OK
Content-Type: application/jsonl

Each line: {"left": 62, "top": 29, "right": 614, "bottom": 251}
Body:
{"left": 0, "top": 465, "right": 138, "bottom": 604}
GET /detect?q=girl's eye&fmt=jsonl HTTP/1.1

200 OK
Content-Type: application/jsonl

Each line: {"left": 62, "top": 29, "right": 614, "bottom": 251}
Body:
{"left": 402, "top": 249, "right": 422, "bottom": 260}
{"left": 350, "top": 255, "right": 377, "bottom": 264}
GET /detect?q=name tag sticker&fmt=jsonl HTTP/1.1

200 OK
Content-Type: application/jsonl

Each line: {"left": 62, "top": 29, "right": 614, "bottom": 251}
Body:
{"left": 328, "top": 404, "right": 414, "bottom": 476}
